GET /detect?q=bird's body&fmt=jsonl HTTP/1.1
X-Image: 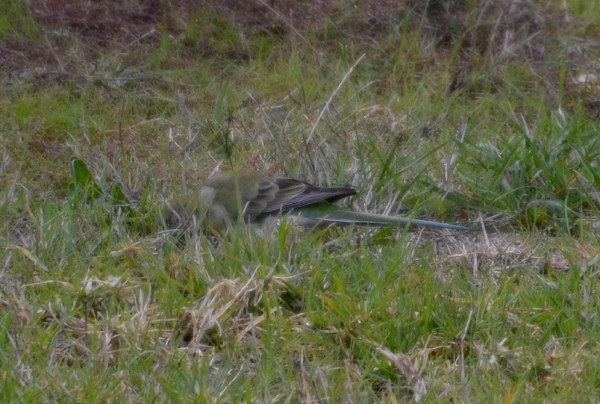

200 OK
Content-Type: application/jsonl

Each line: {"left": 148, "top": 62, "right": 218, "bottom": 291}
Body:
{"left": 161, "top": 170, "right": 474, "bottom": 234}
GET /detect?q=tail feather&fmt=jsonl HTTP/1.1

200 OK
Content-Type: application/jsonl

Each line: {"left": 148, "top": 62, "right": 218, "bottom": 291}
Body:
{"left": 289, "top": 205, "right": 475, "bottom": 231}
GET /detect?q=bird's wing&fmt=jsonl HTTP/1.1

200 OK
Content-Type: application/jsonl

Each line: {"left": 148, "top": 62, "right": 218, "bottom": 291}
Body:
{"left": 205, "top": 172, "right": 356, "bottom": 221}
{"left": 258, "top": 177, "right": 357, "bottom": 218}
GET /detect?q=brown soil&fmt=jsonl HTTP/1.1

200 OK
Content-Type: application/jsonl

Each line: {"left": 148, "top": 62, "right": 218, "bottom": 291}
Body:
{"left": 1, "top": 0, "right": 403, "bottom": 75}
{"left": 1, "top": 0, "right": 596, "bottom": 116}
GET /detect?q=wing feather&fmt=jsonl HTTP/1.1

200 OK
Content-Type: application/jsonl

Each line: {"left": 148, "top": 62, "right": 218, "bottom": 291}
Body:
{"left": 257, "top": 178, "right": 356, "bottom": 218}
{"left": 205, "top": 171, "right": 356, "bottom": 222}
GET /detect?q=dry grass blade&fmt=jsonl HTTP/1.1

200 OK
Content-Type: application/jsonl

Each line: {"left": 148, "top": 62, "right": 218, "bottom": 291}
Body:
{"left": 10, "top": 245, "right": 49, "bottom": 272}
{"left": 306, "top": 53, "right": 366, "bottom": 145}
{"left": 377, "top": 347, "right": 427, "bottom": 402}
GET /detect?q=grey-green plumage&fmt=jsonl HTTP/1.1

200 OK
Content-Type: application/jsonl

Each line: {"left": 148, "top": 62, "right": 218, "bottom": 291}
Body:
{"left": 161, "top": 170, "right": 474, "bottom": 234}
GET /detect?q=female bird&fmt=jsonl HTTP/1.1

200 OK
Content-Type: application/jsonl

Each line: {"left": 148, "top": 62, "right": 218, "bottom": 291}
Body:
{"left": 161, "top": 170, "right": 474, "bottom": 234}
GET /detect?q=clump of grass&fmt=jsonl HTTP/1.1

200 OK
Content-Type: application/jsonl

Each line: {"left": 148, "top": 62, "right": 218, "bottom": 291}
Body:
{"left": 0, "top": 0, "right": 40, "bottom": 39}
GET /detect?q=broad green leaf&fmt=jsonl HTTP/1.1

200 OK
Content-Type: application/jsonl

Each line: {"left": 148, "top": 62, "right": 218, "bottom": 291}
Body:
{"left": 70, "top": 156, "right": 102, "bottom": 199}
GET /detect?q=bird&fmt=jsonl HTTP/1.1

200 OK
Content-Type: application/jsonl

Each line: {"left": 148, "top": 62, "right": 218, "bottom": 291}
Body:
{"left": 160, "top": 170, "right": 474, "bottom": 235}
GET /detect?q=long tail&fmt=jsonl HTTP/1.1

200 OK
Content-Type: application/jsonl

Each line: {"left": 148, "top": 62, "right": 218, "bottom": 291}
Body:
{"left": 290, "top": 204, "right": 475, "bottom": 231}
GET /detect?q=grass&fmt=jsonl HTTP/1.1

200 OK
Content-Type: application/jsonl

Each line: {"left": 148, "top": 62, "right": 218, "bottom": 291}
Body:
{"left": 2, "top": 0, "right": 600, "bottom": 401}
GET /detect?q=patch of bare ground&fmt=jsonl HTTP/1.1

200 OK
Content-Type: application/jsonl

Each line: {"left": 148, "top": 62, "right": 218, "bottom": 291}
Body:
{"left": 1, "top": 0, "right": 596, "bottom": 113}
{"left": 0, "top": 2, "right": 592, "bottom": 73}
